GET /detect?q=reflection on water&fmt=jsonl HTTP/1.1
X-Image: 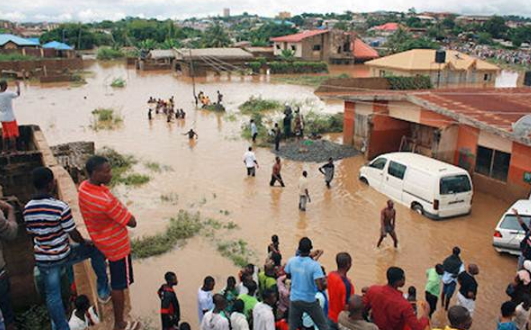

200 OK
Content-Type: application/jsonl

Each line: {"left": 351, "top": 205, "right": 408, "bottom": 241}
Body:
{"left": 14, "top": 62, "right": 517, "bottom": 329}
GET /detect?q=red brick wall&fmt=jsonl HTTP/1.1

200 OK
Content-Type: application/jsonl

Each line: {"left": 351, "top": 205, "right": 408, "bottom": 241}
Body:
{"left": 368, "top": 113, "right": 410, "bottom": 159}
{"left": 343, "top": 101, "right": 356, "bottom": 145}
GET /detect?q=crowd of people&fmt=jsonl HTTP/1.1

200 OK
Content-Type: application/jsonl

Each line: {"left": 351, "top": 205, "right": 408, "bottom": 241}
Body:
{"left": 147, "top": 97, "right": 186, "bottom": 123}
{"left": 449, "top": 43, "right": 531, "bottom": 67}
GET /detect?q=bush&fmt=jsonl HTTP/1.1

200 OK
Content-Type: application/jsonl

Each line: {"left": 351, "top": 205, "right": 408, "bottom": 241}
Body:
{"left": 110, "top": 78, "right": 126, "bottom": 88}
{"left": 304, "top": 111, "right": 344, "bottom": 134}
{"left": 386, "top": 76, "right": 433, "bottom": 90}
{"left": 90, "top": 108, "right": 123, "bottom": 130}
{"left": 96, "top": 47, "right": 125, "bottom": 60}
{"left": 239, "top": 96, "right": 282, "bottom": 114}
{"left": 269, "top": 61, "right": 328, "bottom": 74}
{"left": 0, "top": 53, "right": 38, "bottom": 62}
{"left": 247, "top": 61, "right": 261, "bottom": 73}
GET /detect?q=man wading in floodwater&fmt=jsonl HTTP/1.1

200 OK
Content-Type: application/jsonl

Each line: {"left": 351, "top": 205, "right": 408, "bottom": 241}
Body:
{"left": 377, "top": 200, "right": 398, "bottom": 248}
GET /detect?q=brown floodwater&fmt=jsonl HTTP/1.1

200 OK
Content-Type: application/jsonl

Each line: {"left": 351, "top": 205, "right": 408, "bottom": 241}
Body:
{"left": 13, "top": 62, "right": 519, "bottom": 329}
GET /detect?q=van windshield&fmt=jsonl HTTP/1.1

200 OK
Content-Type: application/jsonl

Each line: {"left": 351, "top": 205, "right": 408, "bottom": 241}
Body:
{"left": 440, "top": 175, "right": 472, "bottom": 195}
{"left": 500, "top": 214, "right": 531, "bottom": 231}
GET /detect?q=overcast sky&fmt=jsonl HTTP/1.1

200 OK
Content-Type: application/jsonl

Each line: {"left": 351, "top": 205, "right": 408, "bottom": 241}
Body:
{"left": 1, "top": 0, "right": 530, "bottom": 23}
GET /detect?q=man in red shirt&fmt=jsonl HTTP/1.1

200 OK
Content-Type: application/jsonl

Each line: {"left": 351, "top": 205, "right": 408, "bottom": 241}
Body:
{"left": 327, "top": 252, "right": 354, "bottom": 329}
{"left": 363, "top": 267, "right": 429, "bottom": 330}
{"left": 79, "top": 156, "right": 138, "bottom": 330}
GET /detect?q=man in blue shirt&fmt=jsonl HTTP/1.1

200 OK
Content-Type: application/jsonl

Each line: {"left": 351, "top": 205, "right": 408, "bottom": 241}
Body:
{"left": 285, "top": 237, "right": 328, "bottom": 330}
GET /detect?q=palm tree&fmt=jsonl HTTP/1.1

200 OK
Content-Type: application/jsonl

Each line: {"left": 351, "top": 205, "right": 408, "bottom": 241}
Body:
{"left": 137, "top": 39, "right": 158, "bottom": 50}
{"left": 203, "top": 23, "right": 231, "bottom": 48}
{"left": 279, "top": 49, "right": 295, "bottom": 61}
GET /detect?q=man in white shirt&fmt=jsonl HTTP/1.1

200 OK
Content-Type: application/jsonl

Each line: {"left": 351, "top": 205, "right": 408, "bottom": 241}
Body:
{"left": 198, "top": 276, "right": 215, "bottom": 323}
{"left": 253, "top": 289, "right": 277, "bottom": 330}
{"left": 201, "top": 294, "right": 229, "bottom": 330}
{"left": 243, "top": 147, "right": 259, "bottom": 177}
{"left": 298, "top": 171, "right": 310, "bottom": 211}
{"left": 0, "top": 80, "right": 21, "bottom": 154}
{"left": 230, "top": 299, "right": 249, "bottom": 330}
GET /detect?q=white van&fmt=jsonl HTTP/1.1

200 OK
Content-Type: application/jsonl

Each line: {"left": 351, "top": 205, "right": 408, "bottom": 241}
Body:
{"left": 359, "top": 152, "right": 473, "bottom": 219}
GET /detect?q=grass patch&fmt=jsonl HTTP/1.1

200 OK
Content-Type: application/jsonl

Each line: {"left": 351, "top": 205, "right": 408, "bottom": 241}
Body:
{"left": 0, "top": 53, "right": 38, "bottom": 62}
{"left": 239, "top": 96, "right": 282, "bottom": 114}
{"left": 216, "top": 239, "right": 254, "bottom": 268}
{"left": 144, "top": 161, "right": 173, "bottom": 173}
{"left": 97, "top": 47, "right": 125, "bottom": 60}
{"left": 240, "top": 113, "right": 273, "bottom": 147}
{"left": 115, "top": 173, "right": 150, "bottom": 186}
{"left": 160, "top": 193, "right": 179, "bottom": 204}
{"left": 224, "top": 113, "right": 238, "bottom": 122}
{"left": 131, "top": 210, "right": 243, "bottom": 259}
{"left": 96, "top": 147, "right": 150, "bottom": 187}
{"left": 90, "top": 108, "right": 123, "bottom": 131}
{"left": 219, "top": 209, "right": 231, "bottom": 216}
{"left": 132, "top": 211, "right": 203, "bottom": 259}
{"left": 304, "top": 111, "right": 344, "bottom": 135}
{"left": 110, "top": 77, "right": 126, "bottom": 88}
{"left": 272, "top": 73, "right": 350, "bottom": 87}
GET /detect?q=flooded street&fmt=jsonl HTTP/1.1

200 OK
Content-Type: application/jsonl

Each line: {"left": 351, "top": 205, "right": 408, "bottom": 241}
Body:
{"left": 13, "top": 62, "right": 520, "bottom": 329}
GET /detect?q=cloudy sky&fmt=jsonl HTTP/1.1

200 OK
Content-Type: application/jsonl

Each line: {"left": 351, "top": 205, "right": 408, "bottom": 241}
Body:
{"left": 1, "top": 0, "right": 530, "bottom": 22}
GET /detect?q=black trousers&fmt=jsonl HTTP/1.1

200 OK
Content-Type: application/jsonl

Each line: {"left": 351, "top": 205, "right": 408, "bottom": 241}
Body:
{"left": 270, "top": 174, "right": 284, "bottom": 186}
{"left": 425, "top": 291, "right": 438, "bottom": 318}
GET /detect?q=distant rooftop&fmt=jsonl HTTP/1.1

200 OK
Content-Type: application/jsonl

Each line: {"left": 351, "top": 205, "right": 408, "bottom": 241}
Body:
{"left": 270, "top": 30, "right": 329, "bottom": 43}
{"left": 0, "top": 34, "right": 40, "bottom": 47}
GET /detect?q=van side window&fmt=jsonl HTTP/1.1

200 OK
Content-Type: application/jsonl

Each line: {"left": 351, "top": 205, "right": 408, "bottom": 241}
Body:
{"left": 440, "top": 175, "right": 472, "bottom": 194}
{"left": 370, "top": 158, "right": 387, "bottom": 170}
{"left": 388, "top": 161, "right": 406, "bottom": 180}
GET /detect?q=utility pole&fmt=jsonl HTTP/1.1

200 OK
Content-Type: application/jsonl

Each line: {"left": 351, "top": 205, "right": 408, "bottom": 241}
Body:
{"left": 189, "top": 49, "right": 197, "bottom": 106}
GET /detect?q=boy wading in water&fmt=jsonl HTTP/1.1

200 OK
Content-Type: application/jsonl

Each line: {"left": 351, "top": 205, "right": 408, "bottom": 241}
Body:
{"left": 270, "top": 157, "right": 285, "bottom": 187}
{"left": 0, "top": 80, "right": 21, "bottom": 154}
{"left": 377, "top": 200, "right": 398, "bottom": 248}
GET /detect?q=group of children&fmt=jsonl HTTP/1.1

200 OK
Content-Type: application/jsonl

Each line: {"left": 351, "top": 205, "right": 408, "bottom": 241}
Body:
{"left": 147, "top": 97, "right": 186, "bottom": 122}
{"left": 197, "top": 91, "right": 223, "bottom": 109}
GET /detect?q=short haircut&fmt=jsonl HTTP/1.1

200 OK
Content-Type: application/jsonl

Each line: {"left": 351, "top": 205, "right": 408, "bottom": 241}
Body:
{"left": 336, "top": 252, "right": 352, "bottom": 269}
{"left": 302, "top": 170, "right": 308, "bottom": 176}
{"left": 386, "top": 267, "right": 405, "bottom": 285}
{"left": 204, "top": 276, "right": 215, "bottom": 286}
{"left": 248, "top": 147, "right": 252, "bottom": 151}
{"left": 85, "top": 155, "right": 109, "bottom": 176}
{"left": 227, "top": 276, "right": 236, "bottom": 285}
{"left": 233, "top": 299, "right": 245, "bottom": 313}
{"left": 244, "top": 280, "right": 257, "bottom": 294}
{"left": 447, "top": 306, "right": 470, "bottom": 327}
{"left": 165, "top": 271, "right": 176, "bottom": 282}
{"left": 435, "top": 263, "right": 444, "bottom": 274}
{"left": 501, "top": 301, "right": 517, "bottom": 317}
{"left": 262, "top": 288, "right": 277, "bottom": 301}
{"left": 179, "top": 322, "right": 191, "bottom": 330}
{"left": 272, "top": 234, "right": 279, "bottom": 242}
{"left": 0, "top": 80, "right": 7, "bottom": 90}
{"left": 32, "top": 167, "right": 54, "bottom": 190}
{"left": 298, "top": 237, "right": 312, "bottom": 254}
{"left": 74, "top": 294, "right": 90, "bottom": 311}
{"left": 453, "top": 246, "right": 461, "bottom": 256}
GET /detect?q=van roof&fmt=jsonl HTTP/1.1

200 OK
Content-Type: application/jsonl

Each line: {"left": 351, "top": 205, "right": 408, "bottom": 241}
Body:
{"left": 508, "top": 199, "right": 531, "bottom": 215}
{"left": 378, "top": 152, "right": 468, "bottom": 176}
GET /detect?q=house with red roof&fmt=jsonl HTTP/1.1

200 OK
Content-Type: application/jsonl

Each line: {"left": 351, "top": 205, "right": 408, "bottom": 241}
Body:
{"left": 270, "top": 30, "right": 378, "bottom": 64}
{"left": 369, "top": 22, "right": 402, "bottom": 36}
{"left": 338, "top": 87, "right": 531, "bottom": 201}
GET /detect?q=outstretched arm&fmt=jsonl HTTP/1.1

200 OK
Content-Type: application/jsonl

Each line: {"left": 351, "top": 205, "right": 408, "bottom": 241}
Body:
{"left": 15, "top": 81, "right": 21, "bottom": 96}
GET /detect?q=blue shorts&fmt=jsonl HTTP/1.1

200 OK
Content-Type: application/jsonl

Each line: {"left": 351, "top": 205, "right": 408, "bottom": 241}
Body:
{"left": 109, "top": 254, "right": 134, "bottom": 290}
{"left": 442, "top": 281, "right": 457, "bottom": 297}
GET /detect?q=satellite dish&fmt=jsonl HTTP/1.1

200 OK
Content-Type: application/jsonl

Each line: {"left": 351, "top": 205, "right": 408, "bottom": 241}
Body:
{"left": 512, "top": 114, "right": 531, "bottom": 137}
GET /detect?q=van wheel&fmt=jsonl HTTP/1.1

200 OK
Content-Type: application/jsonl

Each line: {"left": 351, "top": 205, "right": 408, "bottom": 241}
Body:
{"left": 360, "top": 177, "right": 368, "bottom": 185}
{"left": 412, "top": 204, "right": 424, "bottom": 215}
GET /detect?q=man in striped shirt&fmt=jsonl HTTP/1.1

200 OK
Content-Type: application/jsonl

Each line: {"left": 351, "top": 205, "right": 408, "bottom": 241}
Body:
{"left": 79, "top": 155, "right": 138, "bottom": 330}
{"left": 23, "top": 167, "right": 110, "bottom": 330}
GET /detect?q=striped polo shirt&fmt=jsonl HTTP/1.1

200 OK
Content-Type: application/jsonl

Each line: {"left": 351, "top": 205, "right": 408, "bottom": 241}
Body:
{"left": 78, "top": 180, "right": 132, "bottom": 262}
{"left": 23, "top": 195, "right": 76, "bottom": 264}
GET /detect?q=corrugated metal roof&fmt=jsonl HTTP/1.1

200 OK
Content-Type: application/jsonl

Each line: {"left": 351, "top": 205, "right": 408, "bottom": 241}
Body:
{"left": 270, "top": 30, "right": 329, "bottom": 43}
{"left": 43, "top": 41, "right": 73, "bottom": 50}
{"left": 0, "top": 34, "right": 40, "bottom": 47}
{"left": 176, "top": 48, "right": 253, "bottom": 60}
{"left": 148, "top": 49, "right": 176, "bottom": 59}
{"left": 366, "top": 49, "right": 500, "bottom": 71}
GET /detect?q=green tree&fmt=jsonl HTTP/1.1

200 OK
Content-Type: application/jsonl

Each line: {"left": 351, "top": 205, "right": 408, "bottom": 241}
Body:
{"left": 279, "top": 49, "right": 295, "bottom": 61}
{"left": 40, "top": 23, "right": 103, "bottom": 49}
{"left": 202, "top": 23, "right": 231, "bottom": 47}
{"left": 334, "top": 21, "right": 350, "bottom": 31}
{"left": 482, "top": 16, "right": 508, "bottom": 39}
{"left": 477, "top": 32, "right": 493, "bottom": 45}
{"left": 137, "top": 39, "right": 158, "bottom": 50}
{"left": 160, "top": 39, "right": 181, "bottom": 49}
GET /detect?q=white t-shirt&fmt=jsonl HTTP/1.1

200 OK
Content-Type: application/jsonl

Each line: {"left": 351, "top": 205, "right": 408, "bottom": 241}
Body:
{"left": 201, "top": 311, "right": 230, "bottom": 330}
{"left": 515, "top": 303, "right": 531, "bottom": 330}
{"left": 243, "top": 151, "right": 257, "bottom": 168}
{"left": 230, "top": 312, "right": 250, "bottom": 330}
{"left": 68, "top": 307, "right": 100, "bottom": 330}
{"left": 251, "top": 123, "right": 258, "bottom": 135}
{"left": 298, "top": 176, "right": 309, "bottom": 196}
{"left": 198, "top": 288, "right": 214, "bottom": 323}
{"left": 0, "top": 91, "right": 18, "bottom": 122}
{"left": 252, "top": 302, "right": 275, "bottom": 330}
